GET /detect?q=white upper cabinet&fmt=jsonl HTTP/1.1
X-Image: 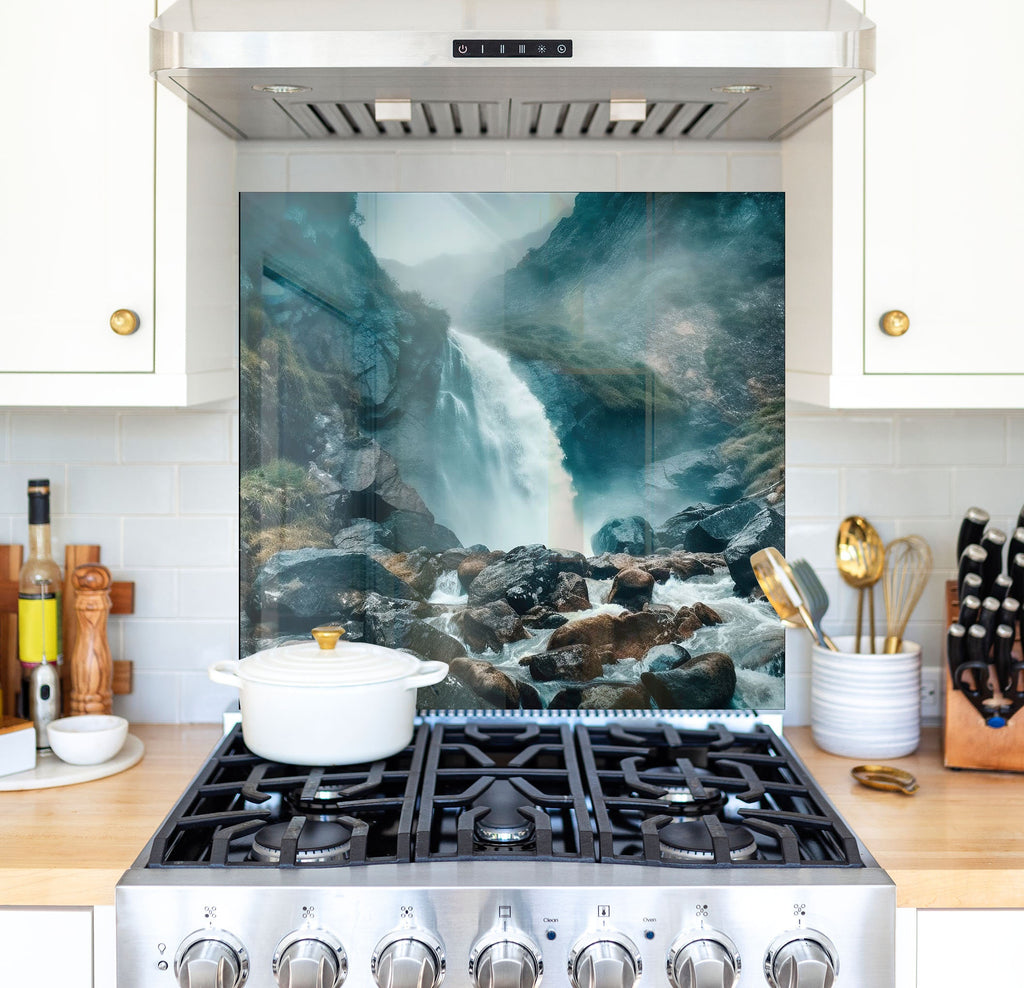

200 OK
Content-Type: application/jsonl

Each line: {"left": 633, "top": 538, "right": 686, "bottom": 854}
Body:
{"left": 785, "top": 0, "right": 1024, "bottom": 407}
{"left": 0, "top": 0, "right": 236, "bottom": 406}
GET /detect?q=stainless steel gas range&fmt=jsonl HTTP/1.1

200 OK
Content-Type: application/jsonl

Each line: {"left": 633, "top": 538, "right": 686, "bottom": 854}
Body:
{"left": 116, "top": 716, "right": 894, "bottom": 988}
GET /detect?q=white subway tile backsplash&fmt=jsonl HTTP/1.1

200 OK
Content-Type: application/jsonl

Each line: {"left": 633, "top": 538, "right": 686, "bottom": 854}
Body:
{"left": 618, "top": 153, "right": 728, "bottom": 191}
{"left": 787, "top": 415, "right": 892, "bottom": 466}
{"left": 180, "top": 465, "right": 239, "bottom": 515}
{"left": 784, "top": 468, "right": 840, "bottom": 517}
{"left": 1008, "top": 416, "right": 1024, "bottom": 465}
{"left": 120, "top": 412, "right": 230, "bottom": 463}
{"left": 397, "top": 153, "right": 508, "bottom": 191}
{"left": 123, "top": 619, "right": 237, "bottom": 671}
{"left": 117, "top": 569, "right": 180, "bottom": 619}
{"left": 899, "top": 413, "right": 1006, "bottom": 466}
{"left": 179, "top": 672, "right": 240, "bottom": 723}
{"left": 113, "top": 670, "right": 181, "bottom": 724}
{"left": 290, "top": 152, "right": 399, "bottom": 191}
{"left": 10, "top": 413, "right": 116, "bottom": 463}
{"left": 68, "top": 465, "right": 176, "bottom": 515}
{"left": 0, "top": 464, "right": 67, "bottom": 514}
{"left": 178, "top": 569, "right": 240, "bottom": 619}
{"left": 843, "top": 468, "right": 951, "bottom": 518}
{"left": 124, "top": 517, "right": 234, "bottom": 567}
{"left": 42, "top": 516, "right": 123, "bottom": 567}
{"left": 951, "top": 467, "right": 1024, "bottom": 521}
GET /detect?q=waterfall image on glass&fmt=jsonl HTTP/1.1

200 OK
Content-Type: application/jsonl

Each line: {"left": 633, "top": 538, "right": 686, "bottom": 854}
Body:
{"left": 239, "top": 192, "right": 786, "bottom": 713}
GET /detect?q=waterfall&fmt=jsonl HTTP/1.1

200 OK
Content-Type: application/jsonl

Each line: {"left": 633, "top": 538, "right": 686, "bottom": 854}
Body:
{"left": 421, "top": 328, "right": 581, "bottom": 551}
{"left": 428, "top": 570, "right": 468, "bottom": 606}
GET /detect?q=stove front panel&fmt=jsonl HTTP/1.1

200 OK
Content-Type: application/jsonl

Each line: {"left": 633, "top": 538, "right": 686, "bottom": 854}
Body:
{"left": 117, "top": 865, "right": 894, "bottom": 988}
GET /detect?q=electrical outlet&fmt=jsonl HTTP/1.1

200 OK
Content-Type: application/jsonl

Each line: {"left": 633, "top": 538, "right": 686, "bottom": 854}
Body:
{"left": 920, "top": 667, "right": 942, "bottom": 720}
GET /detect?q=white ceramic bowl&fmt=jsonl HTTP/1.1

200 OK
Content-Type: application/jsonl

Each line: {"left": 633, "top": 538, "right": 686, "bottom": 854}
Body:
{"left": 47, "top": 715, "right": 128, "bottom": 765}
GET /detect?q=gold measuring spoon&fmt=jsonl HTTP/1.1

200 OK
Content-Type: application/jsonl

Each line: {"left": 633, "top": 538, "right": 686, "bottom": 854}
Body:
{"left": 836, "top": 516, "right": 886, "bottom": 653}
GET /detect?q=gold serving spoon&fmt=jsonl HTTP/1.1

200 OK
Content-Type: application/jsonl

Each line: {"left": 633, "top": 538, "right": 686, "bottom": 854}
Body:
{"left": 836, "top": 516, "right": 886, "bottom": 653}
{"left": 751, "top": 547, "right": 838, "bottom": 650}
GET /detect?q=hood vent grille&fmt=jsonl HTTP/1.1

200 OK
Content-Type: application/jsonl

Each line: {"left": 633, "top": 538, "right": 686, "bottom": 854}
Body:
{"left": 280, "top": 99, "right": 735, "bottom": 140}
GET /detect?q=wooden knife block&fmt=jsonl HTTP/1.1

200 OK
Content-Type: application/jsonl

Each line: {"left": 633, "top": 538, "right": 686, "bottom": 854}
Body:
{"left": 0, "top": 544, "right": 134, "bottom": 718}
{"left": 943, "top": 580, "right": 1024, "bottom": 772}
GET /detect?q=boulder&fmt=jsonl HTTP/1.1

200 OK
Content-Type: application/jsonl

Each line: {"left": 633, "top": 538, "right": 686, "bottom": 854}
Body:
{"left": 551, "top": 571, "right": 591, "bottom": 613}
{"left": 641, "top": 652, "right": 737, "bottom": 709}
{"left": 520, "top": 606, "right": 569, "bottom": 630}
{"left": 462, "top": 600, "right": 530, "bottom": 653}
{"left": 580, "top": 682, "right": 651, "bottom": 710}
{"left": 380, "top": 548, "right": 445, "bottom": 598}
{"left": 527, "top": 644, "right": 602, "bottom": 683}
{"left": 417, "top": 675, "right": 490, "bottom": 711}
{"left": 644, "top": 643, "right": 693, "bottom": 673}
{"left": 362, "top": 607, "right": 466, "bottom": 664}
{"left": 546, "top": 610, "right": 678, "bottom": 664}
{"left": 458, "top": 550, "right": 505, "bottom": 590}
{"left": 448, "top": 657, "right": 522, "bottom": 709}
{"left": 549, "top": 687, "right": 584, "bottom": 710}
{"left": 467, "top": 544, "right": 588, "bottom": 614}
{"left": 684, "top": 499, "right": 765, "bottom": 553}
{"left": 606, "top": 568, "right": 655, "bottom": 611}
{"left": 654, "top": 503, "right": 717, "bottom": 550}
{"left": 518, "top": 681, "right": 543, "bottom": 710}
{"left": 723, "top": 506, "right": 785, "bottom": 596}
{"left": 250, "top": 548, "right": 420, "bottom": 629}
{"left": 592, "top": 515, "right": 654, "bottom": 555}
{"left": 331, "top": 519, "right": 391, "bottom": 554}
{"left": 674, "top": 602, "right": 724, "bottom": 640}
{"left": 381, "top": 510, "right": 462, "bottom": 554}
{"left": 588, "top": 551, "right": 719, "bottom": 583}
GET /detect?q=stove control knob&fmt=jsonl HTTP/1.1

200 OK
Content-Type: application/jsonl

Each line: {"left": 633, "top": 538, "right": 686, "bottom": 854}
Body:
{"left": 668, "top": 932, "right": 740, "bottom": 988}
{"left": 274, "top": 931, "right": 347, "bottom": 988}
{"left": 175, "top": 930, "right": 249, "bottom": 988}
{"left": 372, "top": 931, "right": 446, "bottom": 988}
{"left": 470, "top": 934, "right": 543, "bottom": 988}
{"left": 764, "top": 931, "right": 838, "bottom": 988}
{"left": 568, "top": 934, "right": 641, "bottom": 988}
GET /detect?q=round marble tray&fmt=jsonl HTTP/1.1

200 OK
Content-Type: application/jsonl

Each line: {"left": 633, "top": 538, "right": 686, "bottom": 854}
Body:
{"left": 0, "top": 733, "right": 144, "bottom": 791}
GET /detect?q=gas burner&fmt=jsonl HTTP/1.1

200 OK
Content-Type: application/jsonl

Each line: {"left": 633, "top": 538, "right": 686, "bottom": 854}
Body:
{"left": 657, "top": 821, "right": 758, "bottom": 863}
{"left": 656, "top": 786, "right": 727, "bottom": 818}
{"left": 285, "top": 785, "right": 353, "bottom": 820}
{"left": 251, "top": 820, "right": 352, "bottom": 864}
{"left": 471, "top": 780, "right": 536, "bottom": 845}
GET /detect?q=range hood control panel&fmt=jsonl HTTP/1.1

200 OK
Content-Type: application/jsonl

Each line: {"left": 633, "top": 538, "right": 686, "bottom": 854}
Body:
{"left": 452, "top": 40, "right": 573, "bottom": 58}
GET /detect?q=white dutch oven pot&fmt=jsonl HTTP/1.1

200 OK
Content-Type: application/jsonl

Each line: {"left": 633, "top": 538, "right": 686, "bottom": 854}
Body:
{"left": 209, "top": 626, "right": 448, "bottom": 765}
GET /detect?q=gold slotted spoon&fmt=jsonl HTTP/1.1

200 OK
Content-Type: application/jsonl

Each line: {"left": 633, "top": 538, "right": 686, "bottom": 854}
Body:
{"left": 836, "top": 516, "right": 885, "bottom": 653}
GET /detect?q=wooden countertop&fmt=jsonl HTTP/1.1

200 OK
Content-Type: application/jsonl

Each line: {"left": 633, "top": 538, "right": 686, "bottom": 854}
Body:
{"left": 0, "top": 725, "right": 1020, "bottom": 909}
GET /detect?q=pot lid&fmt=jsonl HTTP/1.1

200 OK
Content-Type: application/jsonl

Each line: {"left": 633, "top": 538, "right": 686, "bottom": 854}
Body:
{"left": 239, "top": 626, "right": 425, "bottom": 687}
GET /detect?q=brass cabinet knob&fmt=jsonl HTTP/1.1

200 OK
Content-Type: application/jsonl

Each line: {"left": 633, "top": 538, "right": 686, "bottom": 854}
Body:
{"left": 109, "top": 309, "right": 140, "bottom": 336}
{"left": 880, "top": 310, "right": 910, "bottom": 337}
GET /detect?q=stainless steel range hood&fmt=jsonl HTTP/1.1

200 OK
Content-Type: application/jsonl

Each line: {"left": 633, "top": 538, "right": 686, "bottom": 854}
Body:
{"left": 151, "top": 0, "right": 874, "bottom": 142}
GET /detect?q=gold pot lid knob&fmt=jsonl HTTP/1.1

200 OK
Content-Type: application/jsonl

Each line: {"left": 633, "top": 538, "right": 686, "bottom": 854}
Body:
{"left": 880, "top": 310, "right": 910, "bottom": 337}
{"left": 110, "top": 309, "right": 140, "bottom": 336}
{"left": 311, "top": 625, "right": 346, "bottom": 650}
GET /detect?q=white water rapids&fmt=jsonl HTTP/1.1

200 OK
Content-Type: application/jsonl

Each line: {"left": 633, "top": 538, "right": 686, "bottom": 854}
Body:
{"left": 425, "top": 570, "right": 785, "bottom": 710}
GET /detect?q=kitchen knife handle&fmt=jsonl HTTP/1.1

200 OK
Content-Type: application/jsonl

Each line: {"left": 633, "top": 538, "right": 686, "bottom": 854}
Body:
{"left": 958, "top": 544, "right": 988, "bottom": 599}
{"left": 989, "top": 574, "right": 1013, "bottom": 603}
{"left": 998, "top": 596, "right": 1020, "bottom": 631}
{"left": 964, "top": 624, "right": 993, "bottom": 697}
{"left": 958, "top": 594, "right": 982, "bottom": 629}
{"left": 946, "top": 623, "right": 967, "bottom": 689}
{"left": 978, "top": 596, "right": 1002, "bottom": 651}
{"left": 994, "top": 624, "right": 1016, "bottom": 695}
{"left": 957, "top": 507, "right": 990, "bottom": 563}
{"left": 1008, "top": 528, "right": 1024, "bottom": 570}
{"left": 980, "top": 529, "right": 1007, "bottom": 590}
{"left": 1011, "top": 553, "right": 1024, "bottom": 605}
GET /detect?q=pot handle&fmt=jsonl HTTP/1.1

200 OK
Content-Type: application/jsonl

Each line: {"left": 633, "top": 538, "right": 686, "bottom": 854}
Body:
{"left": 209, "top": 660, "right": 243, "bottom": 689}
{"left": 404, "top": 660, "right": 449, "bottom": 690}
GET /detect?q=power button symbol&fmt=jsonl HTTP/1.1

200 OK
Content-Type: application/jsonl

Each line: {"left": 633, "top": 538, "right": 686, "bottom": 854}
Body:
{"left": 458, "top": 44, "right": 468, "bottom": 54}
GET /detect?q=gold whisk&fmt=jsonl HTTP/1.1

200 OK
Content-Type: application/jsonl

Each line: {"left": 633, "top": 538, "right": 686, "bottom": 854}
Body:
{"left": 882, "top": 535, "right": 933, "bottom": 654}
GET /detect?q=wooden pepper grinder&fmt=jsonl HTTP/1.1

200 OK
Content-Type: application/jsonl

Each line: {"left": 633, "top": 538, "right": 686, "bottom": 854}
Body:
{"left": 69, "top": 564, "right": 113, "bottom": 715}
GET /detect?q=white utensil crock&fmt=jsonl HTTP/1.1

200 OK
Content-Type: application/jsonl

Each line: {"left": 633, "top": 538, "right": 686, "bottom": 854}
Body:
{"left": 209, "top": 628, "right": 448, "bottom": 765}
{"left": 810, "top": 635, "right": 921, "bottom": 759}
